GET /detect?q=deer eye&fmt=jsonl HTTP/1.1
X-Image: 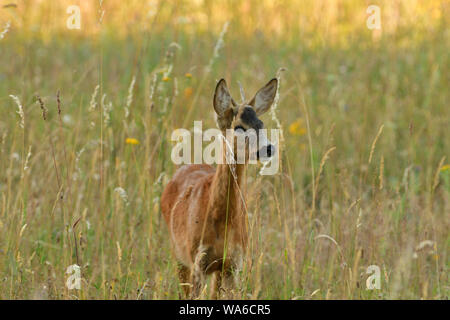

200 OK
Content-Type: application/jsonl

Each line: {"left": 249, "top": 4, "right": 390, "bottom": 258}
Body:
{"left": 234, "top": 125, "right": 245, "bottom": 131}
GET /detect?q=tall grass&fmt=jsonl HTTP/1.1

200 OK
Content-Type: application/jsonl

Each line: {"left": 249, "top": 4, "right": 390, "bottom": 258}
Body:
{"left": 0, "top": 0, "right": 448, "bottom": 299}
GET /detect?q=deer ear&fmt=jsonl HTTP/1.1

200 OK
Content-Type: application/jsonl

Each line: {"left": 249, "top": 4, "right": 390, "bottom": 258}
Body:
{"left": 248, "top": 78, "right": 278, "bottom": 116}
{"left": 214, "top": 79, "right": 237, "bottom": 130}
{"left": 213, "top": 79, "right": 233, "bottom": 116}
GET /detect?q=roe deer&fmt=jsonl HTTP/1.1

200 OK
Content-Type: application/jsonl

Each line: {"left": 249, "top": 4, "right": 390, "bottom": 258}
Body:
{"left": 161, "top": 78, "right": 278, "bottom": 298}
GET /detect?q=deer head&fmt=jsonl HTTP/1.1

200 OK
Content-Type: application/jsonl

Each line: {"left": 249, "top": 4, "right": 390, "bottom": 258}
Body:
{"left": 213, "top": 78, "right": 278, "bottom": 163}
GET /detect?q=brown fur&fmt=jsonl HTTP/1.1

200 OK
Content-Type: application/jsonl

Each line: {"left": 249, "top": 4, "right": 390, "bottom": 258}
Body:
{"left": 161, "top": 144, "right": 247, "bottom": 298}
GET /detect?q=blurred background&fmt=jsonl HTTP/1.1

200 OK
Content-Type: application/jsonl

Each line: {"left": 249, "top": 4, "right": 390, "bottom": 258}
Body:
{"left": 0, "top": 0, "right": 448, "bottom": 299}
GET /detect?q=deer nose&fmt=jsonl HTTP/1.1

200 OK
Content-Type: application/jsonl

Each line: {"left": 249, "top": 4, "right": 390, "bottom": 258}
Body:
{"left": 257, "top": 144, "right": 275, "bottom": 159}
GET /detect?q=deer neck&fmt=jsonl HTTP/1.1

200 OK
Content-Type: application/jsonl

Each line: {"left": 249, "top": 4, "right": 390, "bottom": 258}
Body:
{"left": 208, "top": 141, "right": 247, "bottom": 222}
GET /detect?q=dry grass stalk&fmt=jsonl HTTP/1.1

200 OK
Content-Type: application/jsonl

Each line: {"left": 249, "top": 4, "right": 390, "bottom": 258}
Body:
{"left": 379, "top": 155, "right": 384, "bottom": 190}
{"left": 432, "top": 156, "right": 446, "bottom": 191}
{"left": 368, "top": 124, "right": 384, "bottom": 165}
{"left": 314, "top": 146, "right": 336, "bottom": 199}
{"left": 36, "top": 95, "right": 48, "bottom": 120}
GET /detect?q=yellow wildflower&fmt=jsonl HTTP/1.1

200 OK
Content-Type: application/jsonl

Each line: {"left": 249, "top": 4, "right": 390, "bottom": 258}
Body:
{"left": 126, "top": 138, "right": 140, "bottom": 145}
{"left": 441, "top": 164, "right": 450, "bottom": 172}
{"left": 185, "top": 73, "right": 192, "bottom": 78}
{"left": 288, "top": 118, "right": 307, "bottom": 136}
{"left": 162, "top": 76, "right": 170, "bottom": 82}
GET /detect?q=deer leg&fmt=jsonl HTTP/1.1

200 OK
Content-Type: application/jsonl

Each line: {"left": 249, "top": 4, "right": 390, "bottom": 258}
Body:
{"left": 191, "top": 271, "right": 203, "bottom": 299}
{"left": 191, "top": 247, "right": 210, "bottom": 299}
{"left": 210, "top": 271, "right": 222, "bottom": 299}
{"left": 211, "top": 260, "right": 235, "bottom": 299}
{"left": 221, "top": 268, "right": 235, "bottom": 298}
{"left": 177, "top": 263, "right": 191, "bottom": 299}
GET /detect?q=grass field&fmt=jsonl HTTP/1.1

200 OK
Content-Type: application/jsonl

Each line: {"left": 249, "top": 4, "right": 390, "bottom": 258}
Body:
{"left": 0, "top": 0, "right": 448, "bottom": 299}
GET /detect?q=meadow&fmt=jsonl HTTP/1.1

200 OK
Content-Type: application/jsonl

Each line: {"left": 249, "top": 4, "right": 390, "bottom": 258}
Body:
{"left": 0, "top": 0, "right": 448, "bottom": 299}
